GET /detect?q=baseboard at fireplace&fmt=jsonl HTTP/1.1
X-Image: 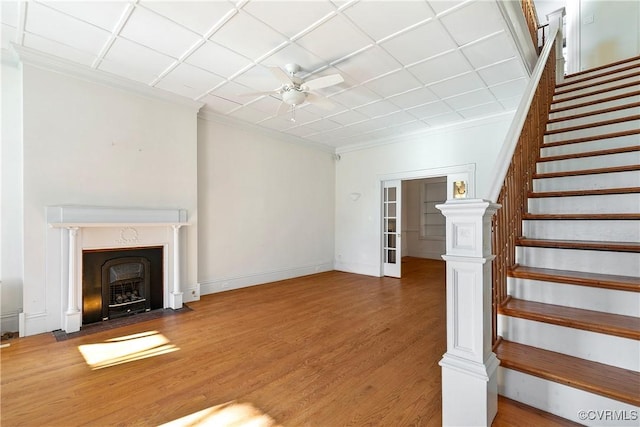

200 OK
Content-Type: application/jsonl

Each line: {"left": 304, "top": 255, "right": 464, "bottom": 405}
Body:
{"left": 199, "top": 262, "right": 334, "bottom": 295}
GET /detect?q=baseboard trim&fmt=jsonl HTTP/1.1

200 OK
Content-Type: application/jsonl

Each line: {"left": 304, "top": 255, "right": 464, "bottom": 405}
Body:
{"left": 199, "top": 263, "right": 334, "bottom": 295}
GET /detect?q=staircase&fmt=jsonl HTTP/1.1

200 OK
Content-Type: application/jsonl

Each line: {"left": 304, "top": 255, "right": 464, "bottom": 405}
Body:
{"left": 495, "top": 56, "right": 640, "bottom": 425}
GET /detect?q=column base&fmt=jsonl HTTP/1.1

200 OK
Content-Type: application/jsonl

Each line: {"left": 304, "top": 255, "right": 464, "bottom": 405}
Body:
{"left": 440, "top": 352, "right": 500, "bottom": 426}
{"left": 64, "top": 310, "right": 82, "bottom": 333}
{"left": 169, "top": 292, "right": 183, "bottom": 310}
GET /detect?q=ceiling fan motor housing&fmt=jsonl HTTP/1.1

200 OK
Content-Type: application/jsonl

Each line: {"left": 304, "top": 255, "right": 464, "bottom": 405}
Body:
{"left": 282, "top": 87, "right": 306, "bottom": 106}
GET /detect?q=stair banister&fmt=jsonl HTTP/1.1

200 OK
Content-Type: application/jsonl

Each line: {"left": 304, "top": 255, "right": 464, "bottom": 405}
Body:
{"left": 487, "top": 26, "right": 560, "bottom": 203}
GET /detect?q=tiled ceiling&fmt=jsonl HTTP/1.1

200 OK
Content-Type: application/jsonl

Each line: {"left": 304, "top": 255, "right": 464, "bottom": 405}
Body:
{"left": 1, "top": 0, "right": 532, "bottom": 150}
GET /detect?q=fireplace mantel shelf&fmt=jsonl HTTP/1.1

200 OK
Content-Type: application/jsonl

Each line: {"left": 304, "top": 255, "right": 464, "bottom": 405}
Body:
{"left": 49, "top": 222, "right": 189, "bottom": 228}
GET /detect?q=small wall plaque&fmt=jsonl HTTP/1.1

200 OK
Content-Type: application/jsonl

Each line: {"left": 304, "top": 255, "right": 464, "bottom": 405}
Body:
{"left": 453, "top": 181, "right": 467, "bottom": 198}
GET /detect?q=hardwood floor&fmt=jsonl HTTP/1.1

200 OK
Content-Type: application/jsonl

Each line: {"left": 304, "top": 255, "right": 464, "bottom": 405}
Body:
{"left": 1, "top": 257, "right": 576, "bottom": 426}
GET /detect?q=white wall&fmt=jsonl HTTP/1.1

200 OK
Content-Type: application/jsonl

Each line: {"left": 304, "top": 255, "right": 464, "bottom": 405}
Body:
{"left": 334, "top": 115, "right": 513, "bottom": 276}
{"left": 567, "top": 0, "right": 640, "bottom": 73}
{"left": 197, "top": 118, "right": 335, "bottom": 293}
{"left": 20, "top": 64, "right": 199, "bottom": 335}
{"left": 1, "top": 58, "right": 23, "bottom": 334}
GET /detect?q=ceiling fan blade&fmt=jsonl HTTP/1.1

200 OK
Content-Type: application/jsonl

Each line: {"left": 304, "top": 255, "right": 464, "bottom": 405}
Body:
{"left": 268, "top": 66, "right": 294, "bottom": 86}
{"left": 302, "top": 74, "right": 344, "bottom": 91}
{"left": 305, "top": 92, "right": 335, "bottom": 110}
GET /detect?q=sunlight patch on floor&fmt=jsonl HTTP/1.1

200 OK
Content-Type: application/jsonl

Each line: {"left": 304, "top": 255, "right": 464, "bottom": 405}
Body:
{"left": 77, "top": 330, "right": 179, "bottom": 369}
{"left": 159, "top": 401, "right": 282, "bottom": 427}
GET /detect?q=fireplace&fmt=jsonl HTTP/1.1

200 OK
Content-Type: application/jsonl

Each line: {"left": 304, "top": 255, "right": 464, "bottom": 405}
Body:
{"left": 42, "top": 206, "right": 189, "bottom": 334}
{"left": 82, "top": 247, "right": 164, "bottom": 324}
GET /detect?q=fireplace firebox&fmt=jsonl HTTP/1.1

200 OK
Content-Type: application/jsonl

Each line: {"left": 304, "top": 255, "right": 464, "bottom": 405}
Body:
{"left": 83, "top": 247, "right": 163, "bottom": 325}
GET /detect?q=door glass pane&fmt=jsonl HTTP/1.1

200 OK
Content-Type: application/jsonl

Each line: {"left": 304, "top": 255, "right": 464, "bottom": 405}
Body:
{"left": 387, "top": 249, "right": 396, "bottom": 264}
{"left": 387, "top": 234, "right": 396, "bottom": 248}
{"left": 387, "top": 187, "right": 396, "bottom": 202}
{"left": 387, "top": 219, "right": 396, "bottom": 232}
{"left": 388, "top": 202, "right": 396, "bottom": 217}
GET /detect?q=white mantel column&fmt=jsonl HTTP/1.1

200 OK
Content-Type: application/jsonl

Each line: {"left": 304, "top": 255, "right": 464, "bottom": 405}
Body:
{"left": 64, "top": 227, "right": 82, "bottom": 333}
{"left": 436, "top": 199, "right": 501, "bottom": 426}
{"left": 169, "top": 225, "right": 183, "bottom": 309}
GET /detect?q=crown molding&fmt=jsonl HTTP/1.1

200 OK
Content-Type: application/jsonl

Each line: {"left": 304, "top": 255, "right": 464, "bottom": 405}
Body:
{"left": 335, "top": 110, "right": 516, "bottom": 155}
{"left": 12, "top": 44, "right": 204, "bottom": 112}
{"left": 197, "top": 108, "right": 336, "bottom": 154}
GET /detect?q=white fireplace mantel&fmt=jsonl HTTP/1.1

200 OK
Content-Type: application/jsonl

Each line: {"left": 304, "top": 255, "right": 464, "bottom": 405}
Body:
{"left": 46, "top": 206, "right": 189, "bottom": 334}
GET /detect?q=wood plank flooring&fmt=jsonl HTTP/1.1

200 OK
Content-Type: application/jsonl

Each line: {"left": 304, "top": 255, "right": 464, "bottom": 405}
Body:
{"left": 1, "top": 257, "right": 575, "bottom": 426}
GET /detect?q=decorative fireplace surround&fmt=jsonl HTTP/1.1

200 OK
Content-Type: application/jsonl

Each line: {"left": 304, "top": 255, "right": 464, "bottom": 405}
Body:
{"left": 46, "top": 206, "right": 188, "bottom": 334}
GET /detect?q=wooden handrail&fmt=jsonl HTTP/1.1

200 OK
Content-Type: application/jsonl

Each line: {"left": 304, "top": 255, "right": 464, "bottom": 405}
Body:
{"left": 490, "top": 33, "right": 558, "bottom": 344}
{"left": 521, "top": 0, "right": 540, "bottom": 47}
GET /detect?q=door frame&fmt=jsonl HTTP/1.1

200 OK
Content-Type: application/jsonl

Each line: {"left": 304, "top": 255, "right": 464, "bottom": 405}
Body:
{"left": 378, "top": 163, "right": 475, "bottom": 276}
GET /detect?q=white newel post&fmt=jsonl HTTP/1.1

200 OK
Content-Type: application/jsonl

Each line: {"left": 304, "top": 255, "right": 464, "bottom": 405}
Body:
{"left": 547, "top": 7, "right": 566, "bottom": 83}
{"left": 170, "top": 224, "right": 183, "bottom": 309}
{"left": 436, "top": 199, "right": 501, "bottom": 426}
{"left": 64, "top": 227, "right": 82, "bottom": 333}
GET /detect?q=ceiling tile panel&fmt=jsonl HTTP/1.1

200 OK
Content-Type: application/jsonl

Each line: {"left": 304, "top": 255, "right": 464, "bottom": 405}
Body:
{"left": 141, "top": 1, "right": 236, "bottom": 36}
{"left": 38, "top": 1, "right": 128, "bottom": 31}
{"left": 328, "top": 109, "right": 369, "bottom": 126}
{"left": 370, "top": 111, "right": 416, "bottom": 128}
{"left": 229, "top": 105, "right": 271, "bottom": 123}
{"left": 25, "top": 2, "right": 111, "bottom": 54}
{"left": 233, "top": 64, "right": 286, "bottom": 92}
{"left": 155, "top": 63, "right": 225, "bottom": 99}
{"left": 489, "top": 77, "right": 528, "bottom": 100}
{"left": 343, "top": 0, "right": 434, "bottom": 42}
{"left": 458, "top": 101, "right": 505, "bottom": 118}
{"left": 380, "top": 20, "right": 456, "bottom": 66}
{"left": 259, "top": 115, "right": 303, "bottom": 131}
{"left": 387, "top": 87, "right": 439, "bottom": 109}
{"left": 119, "top": 6, "right": 201, "bottom": 59}
{"left": 295, "top": 14, "right": 371, "bottom": 63}
{"left": 328, "top": 86, "right": 381, "bottom": 108}
{"left": 23, "top": 33, "right": 96, "bottom": 66}
{"left": 428, "top": 72, "right": 485, "bottom": 99}
{"left": 409, "top": 50, "right": 471, "bottom": 85}
{"left": 424, "top": 111, "right": 464, "bottom": 126}
{"left": 209, "top": 11, "right": 288, "bottom": 61}
{"left": 302, "top": 118, "right": 342, "bottom": 132}
{"left": 439, "top": 1, "right": 505, "bottom": 46}
{"left": 478, "top": 58, "right": 527, "bottom": 86}
{"left": 99, "top": 37, "right": 175, "bottom": 84}
{"left": 242, "top": 1, "right": 335, "bottom": 39}
{"left": 185, "top": 41, "right": 252, "bottom": 79}
{"left": 335, "top": 46, "right": 402, "bottom": 83}
{"left": 407, "top": 101, "right": 453, "bottom": 119}
{"left": 355, "top": 100, "right": 402, "bottom": 118}
{"left": 245, "top": 95, "right": 283, "bottom": 114}
{"left": 364, "top": 69, "right": 421, "bottom": 98}
{"left": 212, "top": 80, "right": 260, "bottom": 104}
{"left": 428, "top": 1, "right": 466, "bottom": 15}
{"left": 443, "top": 88, "right": 496, "bottom": 110}
{"left": 461, "top": 31, "right": 517, "bottom": 69}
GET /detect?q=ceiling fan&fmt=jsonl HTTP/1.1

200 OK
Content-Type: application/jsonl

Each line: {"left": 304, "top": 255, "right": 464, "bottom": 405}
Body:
{"left": 249, "top": 63, "right": 344, "bottom": 119}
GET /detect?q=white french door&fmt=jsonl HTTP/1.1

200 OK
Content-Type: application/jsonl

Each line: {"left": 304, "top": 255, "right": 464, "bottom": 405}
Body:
{"left": 382, "top": 180, "right": 402, "bottom": 278}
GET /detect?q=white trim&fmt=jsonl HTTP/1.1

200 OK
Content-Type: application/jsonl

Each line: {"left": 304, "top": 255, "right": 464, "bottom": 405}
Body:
{"left": 12, "top": 44, "right": 204, "bottom": 111}
{"left": 199, "top": 262, "right": 334, "bottom": 295}
{"left": 496, "top": 0, "right": 538, "bottom": 75}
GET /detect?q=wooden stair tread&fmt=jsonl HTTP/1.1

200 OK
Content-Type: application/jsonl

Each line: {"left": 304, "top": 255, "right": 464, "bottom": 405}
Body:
{"left": 551, "top": 81, "right": 640, "bottom": 105}
{"left": 517, "top": 237, "right": 640, "bottom": 252}
{"left": 549, "top": 90, "right": 640, "bottom": 114}
{"left": 528, "top": 186, "right": 640, "bottom": 198}
{"left": 547, "top": 101, "right": 640, "bottom": 125}
{"left": 557, "top": 62, "right": 640, "bottom": 89}
{"left": 523, "top": 213, "right": 640, "bottom": 220}
{"left": 554, "top": 71, "right": 640, "bottom": 97}
{"left": 495, "top": 340, "right": 640, "bottom": 406}
{"left": 560, "top": 55, "right": 640, "bottom": 82}
{"left": 544, "top": 115, "right": 640, "bottom": 136}
{"left": 508, "top": 265, "right": 640, "bottom": 292}
{"left": 499, "top": 298, "right": 640, "bottom": 340}
{"left": 539, "top": 144, "right": 640, "bottom": 161}
{"left": 542, "top": 129, "right": 640, "bottom": 147}
{"left": 534, "top": 164, "right": 640, "bottom": 179}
